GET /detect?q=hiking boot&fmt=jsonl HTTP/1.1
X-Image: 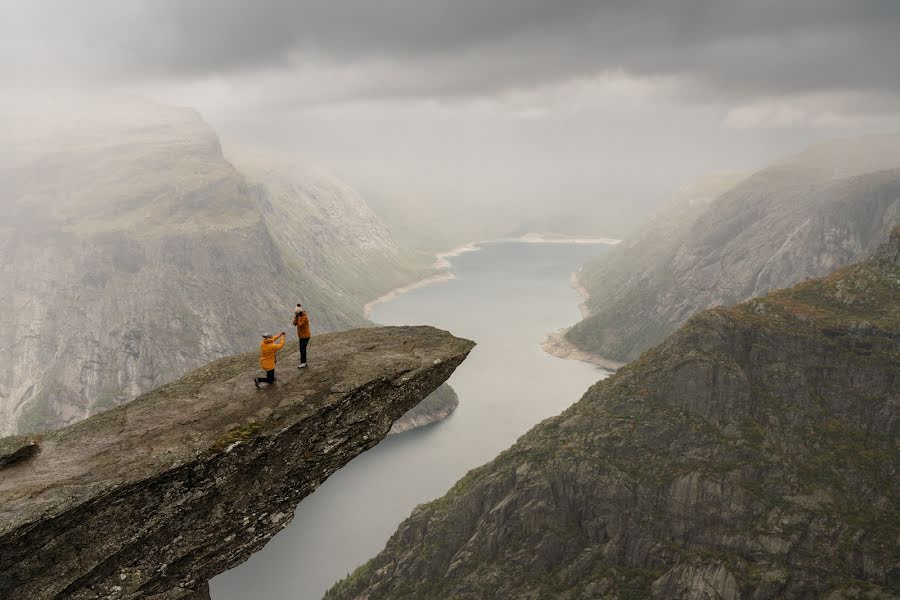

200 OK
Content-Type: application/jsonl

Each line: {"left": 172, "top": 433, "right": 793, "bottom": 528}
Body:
{"left": 298, "top": 363, "right": 308, "bottom": 369}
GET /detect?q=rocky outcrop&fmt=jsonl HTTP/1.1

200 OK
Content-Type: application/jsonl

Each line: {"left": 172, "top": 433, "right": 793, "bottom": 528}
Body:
{"left": 389, "top": 383, "right": 459, "bottom": 435}
{"left": 0, "top": 434, "right": 38, "bottom": 468}
{"left": 566, "top": 135, "right": 900, "bottom": 364}
{"left": 326, "top": 233, "right": 899, "bottom": 600}
{"left": 0, "top": 98, "right": 427, "bottom": 435}
{"left": 0, "top": 325, "right": 474, "bottom": 600}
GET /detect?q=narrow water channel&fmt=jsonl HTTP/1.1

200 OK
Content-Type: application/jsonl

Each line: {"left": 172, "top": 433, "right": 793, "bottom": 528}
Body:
{"left": 212, "top": 240, "right": 612, "bottom": 600}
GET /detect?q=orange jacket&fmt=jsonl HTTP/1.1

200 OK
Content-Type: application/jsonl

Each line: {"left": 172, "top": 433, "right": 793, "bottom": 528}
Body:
{"left": 293, "top": 312, "right": 311, "bottom": 338}
{"left": 259, "top": 336, "right": 285, "bottom": 370}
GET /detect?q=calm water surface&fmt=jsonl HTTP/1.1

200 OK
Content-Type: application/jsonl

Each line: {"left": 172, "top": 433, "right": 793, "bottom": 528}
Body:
{"left": 212, "top": 241, "right": 611, "bottom": 600}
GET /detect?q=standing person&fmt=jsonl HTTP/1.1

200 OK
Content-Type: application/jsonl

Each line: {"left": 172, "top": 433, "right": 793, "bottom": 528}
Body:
{"left": 293, "top": 303, "right": 311, "bottom": 369}
{"left": 254, "top": 332, "right": 286, "bottom": 388}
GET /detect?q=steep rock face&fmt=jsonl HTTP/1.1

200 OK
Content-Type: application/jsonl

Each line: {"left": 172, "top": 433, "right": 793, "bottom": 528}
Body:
{"left": 389, "top": 383, "right": 459, "bottom": 435}
{"left": 0, "top": 99, "right": 425, "bottom": 435}
{"left": 326, "top": 233, "right": 899, "bottom": 600}
{"left": 230, "top": 151, "right": 430, "bottom": 321}
{"left": 0, "top": 326, "right": 474, "bottom": 600}
{"left": 566, "top": 135, "right": 900, "bottom": 364}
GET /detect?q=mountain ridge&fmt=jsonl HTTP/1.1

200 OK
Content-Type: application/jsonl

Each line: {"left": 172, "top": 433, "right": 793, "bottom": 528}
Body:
{"left": 565, "top": 135, "right": 900, "bottom": 365}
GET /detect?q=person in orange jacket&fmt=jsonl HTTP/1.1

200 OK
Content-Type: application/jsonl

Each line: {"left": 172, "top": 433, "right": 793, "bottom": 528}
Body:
{"left": 293, "top": 303, "right": 311, "bottom": 368}
{"left": 254, "top": 331, "right": 286, "bottom": 388}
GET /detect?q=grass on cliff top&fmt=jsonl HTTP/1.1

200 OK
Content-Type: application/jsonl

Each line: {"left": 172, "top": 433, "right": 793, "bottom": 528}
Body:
{"left": 207, "top": 421, "right": 263, "bottom": 454}
{"left": 733, "top": 255, "right": 900, "bottom": 332}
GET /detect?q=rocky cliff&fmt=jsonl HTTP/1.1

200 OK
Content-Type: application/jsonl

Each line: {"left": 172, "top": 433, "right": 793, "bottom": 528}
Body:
{"left": 0, "top": 325, "right": 474, "bottom": 600}
{"left": 389, "top": 383, "right": 459, "bottom": 435}
{"left": 326, "top": 231, "right": 899, "bottom": 600}
{"left": 0, "top": 98, "right": 428, "bottom": 435}
{"left": 228, "top": 150, "right": 430, "bottom": 321}
{"left": 566, "top": 135, "right": 900, "bottom": 364}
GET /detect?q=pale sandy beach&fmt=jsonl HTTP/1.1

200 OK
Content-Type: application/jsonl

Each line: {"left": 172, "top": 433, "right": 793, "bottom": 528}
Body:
{"left": 540, "top": 329, "right": 624, "bottom": 370}
{"left": 516, "top": 232, "right": 623, "bottom": 245}
{"left": 539, "top": 260, "right": 625, "bottom": 371}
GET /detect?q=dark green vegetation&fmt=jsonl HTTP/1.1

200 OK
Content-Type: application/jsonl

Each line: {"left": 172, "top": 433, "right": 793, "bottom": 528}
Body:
{"left": 566, "top": 135, "right": 900, "bottom": 364}
{"left": 326, "top": 231, "right": 899, "bottom": 600}
{"left": 207, "top": 421, "right": 263, "bottom": 454}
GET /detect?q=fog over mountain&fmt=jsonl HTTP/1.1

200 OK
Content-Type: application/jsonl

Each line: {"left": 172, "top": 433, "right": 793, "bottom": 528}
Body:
{"left": 0, "top": 99, "right": 427, "bottom": 434}
{"left": 3, "top": 1, "right": 900, "bottom": 246}
{"left": 564, "top": 134, "right": 900, "bottom": 363}
{"left": 2, "top": 3, "right": 900, "bottom": 600}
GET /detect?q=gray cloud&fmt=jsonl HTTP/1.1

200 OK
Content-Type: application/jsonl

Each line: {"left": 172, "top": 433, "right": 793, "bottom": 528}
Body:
{"left": 4, "top": 0, "right": 900, "bottom": 247}
{"left": 3, "top": 0, "right": 899, "bottom": 101}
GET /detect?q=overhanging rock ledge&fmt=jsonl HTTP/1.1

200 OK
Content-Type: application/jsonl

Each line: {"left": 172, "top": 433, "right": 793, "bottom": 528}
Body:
{"left": 0, "top": 325, "right": 474, "bottom": 600}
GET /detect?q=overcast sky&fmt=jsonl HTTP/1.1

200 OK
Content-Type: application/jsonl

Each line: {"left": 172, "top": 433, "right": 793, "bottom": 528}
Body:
{"left": 3, "top": 0, "right": 900, "bottom": 239}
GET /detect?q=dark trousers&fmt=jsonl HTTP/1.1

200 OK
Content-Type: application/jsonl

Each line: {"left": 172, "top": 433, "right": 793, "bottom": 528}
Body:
{"left": 298, "top": 337, "right": 310, "bottom": 363}
{"left": 258, "top": 369, "right": 275, "bottom": 384}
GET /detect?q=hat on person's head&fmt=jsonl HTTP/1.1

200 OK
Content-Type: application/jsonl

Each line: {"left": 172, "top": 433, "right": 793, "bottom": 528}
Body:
{"left": 294, "top": 305, "right": 303, "bottom": 315}
{"left": 262, "top": 332, "right": 273, "bottom": 339}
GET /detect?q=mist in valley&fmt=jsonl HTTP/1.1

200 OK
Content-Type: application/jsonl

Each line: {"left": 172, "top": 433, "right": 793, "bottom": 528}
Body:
{"left": 2, "top": 2, "right": 899, "bottom": 600}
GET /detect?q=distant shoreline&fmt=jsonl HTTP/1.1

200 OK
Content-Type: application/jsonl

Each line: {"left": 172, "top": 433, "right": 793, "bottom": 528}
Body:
{"left": 570, "top": 270, "right": 592, "bottom": 319}
{"left": 540, "top": 329, "right": 624, "bottom": 371}
{"left": 540, "top": 245, "right": 624, "bottom": 371}
{"left": 363, "top": 233, "right": 621, "bottom": 319}
{"left": 514, "top": 232, "right": 622, "bottom": 246}
{"left": 363, "top": 242, "right": 480, "bottom": 318}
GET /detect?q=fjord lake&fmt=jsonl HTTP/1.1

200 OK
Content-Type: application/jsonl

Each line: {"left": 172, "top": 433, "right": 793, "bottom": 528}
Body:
{"left": 212, "top": 240, "right": 613, "bottom": 599}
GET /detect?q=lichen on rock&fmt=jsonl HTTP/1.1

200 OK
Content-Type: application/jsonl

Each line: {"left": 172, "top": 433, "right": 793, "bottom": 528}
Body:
{"left": 0, "top": 435, "right": 38, "bottom": 469}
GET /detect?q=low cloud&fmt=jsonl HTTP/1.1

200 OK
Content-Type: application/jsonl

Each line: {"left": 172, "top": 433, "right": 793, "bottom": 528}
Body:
{"left": 4, "top": 0, "right": 899, "bottom": 240}
{"left": 4, "top": 0, "right": 899, "bottom": 105}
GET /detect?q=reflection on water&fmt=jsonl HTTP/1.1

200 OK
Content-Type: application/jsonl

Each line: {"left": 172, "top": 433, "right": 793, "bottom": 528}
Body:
{"left": 211, "top": 241, "right": 611, "bottom": 600}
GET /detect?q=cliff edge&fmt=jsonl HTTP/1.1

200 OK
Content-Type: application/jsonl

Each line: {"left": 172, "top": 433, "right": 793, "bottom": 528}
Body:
{"left": 0, "top": 326, "right": 474, "bottom": 600}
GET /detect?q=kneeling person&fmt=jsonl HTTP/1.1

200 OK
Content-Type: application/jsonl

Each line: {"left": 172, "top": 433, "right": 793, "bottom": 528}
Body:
{"left": 255, "top": 332, "right": 285, "bottom": 388}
